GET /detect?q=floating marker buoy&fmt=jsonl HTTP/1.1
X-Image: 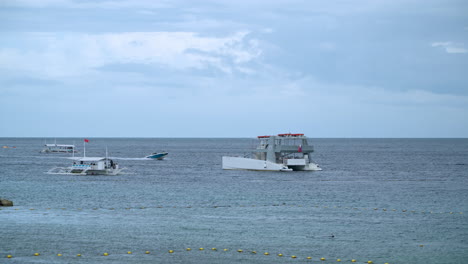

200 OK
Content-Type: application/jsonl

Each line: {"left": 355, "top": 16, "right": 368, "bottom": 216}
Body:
{"left": 103, "top": 253, "right": 109, "bottom": 256}
{"left": 321, "top": 257, "right": 326, "bottom": 261}
{"left": 199, "top": 248, "right": 204, "bottom": 251}
{"left": 169, "top": 250, "right": 174, "bottom": 253}
{"left": 127, "top": 251, "right": 132, "bottom": 254}
{"left": 7, "top": 255, "right": 12, "bottom": 258}
{"left": 419, "top": 245, "right": 424, "bottom": 247}
{"left": 264, "top": 252, "right": 269, "bottom": 255}
{"left": 34, "top": 253, "right": 40, "bottom": 256}
{"left": 186, "top": 248, "right": 191, "bottom": 251}
{"left": 57, "top": 253, "right": 62, "bottom": 256}
{"left": 337, "top": 259, "right": 341, "bottom": 262}
{"left": 223, "top": 249, "right": 228, "bottom": 251}
{"left": 77, "top": 254, "right": 81, "bottom": 257}
{"left": 278, "top": 253, "right": 283, "bottom": 257}
{"left": 212, "top": 248, "right": 217, "bottom": 251}
{"left": 237, "top": 249, "right": 243, "bottom": 253}
{"left": 291, "top": 255, "right": 297, "bottom": 258}
{"left": 307, "top": 256, "right": 312, "bottom": 259}
{"left": 367, "top": 261, "right": 373, "bottom": 264}
{"left": 351, "top": 259, "right": 356, "bottom": 262}
{"left": 145, "top": 251, "right": 150, "bottom": 254}
{"left": 252, "top": 251, "right": 256, "bottom": 254}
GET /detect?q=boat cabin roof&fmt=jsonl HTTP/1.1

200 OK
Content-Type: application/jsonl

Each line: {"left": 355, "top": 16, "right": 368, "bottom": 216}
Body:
{"left": 69, "top": 157, "right": 107, "bottom": 162}
{"left": 257, "top": 133, "right": 305, "bottom": 139}
{"left": 45, "top": 144, "right": 75, "bottom": 147}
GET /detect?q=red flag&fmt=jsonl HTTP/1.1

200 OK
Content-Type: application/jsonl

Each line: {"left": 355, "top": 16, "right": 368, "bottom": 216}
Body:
{"left": 84, "top": 139, "right": 89, "bottom": 143}
{"left": 298, "top": 144, "right": 302, "bottom": 152}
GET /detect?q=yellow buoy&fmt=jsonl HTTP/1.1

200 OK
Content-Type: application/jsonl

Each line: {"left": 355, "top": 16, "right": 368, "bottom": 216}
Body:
{"left": 264, "top": 252, "right": 269, "bottom": 255}
{"left": 351, "top": 259, "right": 356, "bottom": 262}
{"left": 34, "top": 253, "right": 40, "bottom": 256}
{"left": 186, "top": 248, "right": 191, "bottom": 251}
{"left": 145, "top": 251, "right": 150, "bottom": 254}
{"left": 77, "top": 254, "right": 82, "bottom": 257}
{"left": 127, "top": 251, "right": 132, "bottom": 254}
{"left": 419, "top": 245, "right": 424, "bottom": 247}
{"left": 223, "top": 249, "right": 228, "bottom": 251}
{"left": 103, "top": 252, "right": 109, "bottom": 256}
{"left": 199, "top": 248, "right": 204, "bottom": 251}
{"left": 57, "top": 253, "right": 62, "bottom": 256}
{"left": 278, "top": 253, "right": 283, "bottom": 257}
{"left": 337, "top": 259, "right": 341, "bottom": 262}
{"left": 321, "top": 257, "right": 326, "bottom": 261}
{"left": 367, "top": 261, "right": 373, "bottom": 264}
{"left": 291, "top": 255, "right": 297, "bottom": 258}
{"left": 237, "top": 249, "right": 243, "bottom": 253}
{"left": 252, "top": 251, "right": 257, "bottom": 254}
{"left": 169, "top": 250, "right": 174, "bottom": 253}
{"left": 212, "top": 248, "right": 217, "bottom": 251}
{"left": 307, "top": 256, "right": 312, "bottom": 259}
{"left": 7, "top": 255, "right": 13, "bottom": 258}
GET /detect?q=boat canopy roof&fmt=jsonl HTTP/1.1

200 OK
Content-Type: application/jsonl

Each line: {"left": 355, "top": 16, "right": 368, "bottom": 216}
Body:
{"left": 258, "top": 133, "right": 305, "bottom": 138}
{"left": 69, "top": 157, "right": 107, "bottom": 161}
{"left": 45, "top": 144, "right": 75, "bottom": 147}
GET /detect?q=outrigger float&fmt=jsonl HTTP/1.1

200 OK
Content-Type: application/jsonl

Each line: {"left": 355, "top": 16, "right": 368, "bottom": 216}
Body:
{"left": 222, "top": 133, "right": 321, "bottom": 172}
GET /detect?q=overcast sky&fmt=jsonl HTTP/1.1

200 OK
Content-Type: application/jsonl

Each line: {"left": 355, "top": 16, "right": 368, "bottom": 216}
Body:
{"left": 1, "top": 0, "right": 467, "bottom": 137}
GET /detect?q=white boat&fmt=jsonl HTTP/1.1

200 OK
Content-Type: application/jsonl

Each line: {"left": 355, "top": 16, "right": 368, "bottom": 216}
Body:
{"left": 40, "top": 143, "right": 77, "bottom": 153}
{"left": 47, "top": 144, "right": 124, "bottom": 175}
{"left": 48, "top": 157, "right": 124, "bottom": 175}
{"left": 222, "top": 133, "right": 322, "bottom": 172}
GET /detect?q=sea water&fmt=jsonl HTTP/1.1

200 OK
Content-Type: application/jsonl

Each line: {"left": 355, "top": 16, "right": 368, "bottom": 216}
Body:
{"left": 0, "top": 138, "right": 467, "bottom": 264}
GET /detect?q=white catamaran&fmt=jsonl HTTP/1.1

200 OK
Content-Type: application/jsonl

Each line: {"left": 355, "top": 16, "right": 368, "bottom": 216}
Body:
{"left": 222, "top": 133, "right": 322, "bottom": 172}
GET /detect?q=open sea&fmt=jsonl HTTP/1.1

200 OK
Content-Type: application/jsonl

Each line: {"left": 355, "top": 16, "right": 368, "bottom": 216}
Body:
{"left": 1, "top": 138, "right": 467, "bottom": 264}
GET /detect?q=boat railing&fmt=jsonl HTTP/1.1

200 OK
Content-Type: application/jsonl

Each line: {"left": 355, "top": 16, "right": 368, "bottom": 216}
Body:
{"left": 72, "top": 164, "right": 91, "bottom": 168}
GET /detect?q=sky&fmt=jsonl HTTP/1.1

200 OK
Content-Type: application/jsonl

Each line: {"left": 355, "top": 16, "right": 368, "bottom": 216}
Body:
{"left": 0, "top": 0, "right": 467, "bottom": 138}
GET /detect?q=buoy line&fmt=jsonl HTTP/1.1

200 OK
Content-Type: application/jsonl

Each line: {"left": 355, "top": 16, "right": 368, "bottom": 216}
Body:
{"left": 2, "top": 247, "right": 392, "bottom": 263}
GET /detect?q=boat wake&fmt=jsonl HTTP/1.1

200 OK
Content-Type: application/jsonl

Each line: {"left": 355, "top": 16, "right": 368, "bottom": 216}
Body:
{"left": 110, "top": 157, "right": 168, "bottom": 161}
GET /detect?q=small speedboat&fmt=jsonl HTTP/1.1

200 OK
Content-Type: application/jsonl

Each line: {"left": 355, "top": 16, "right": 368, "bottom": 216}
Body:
{"left": 146, "top": 152, "right": 168, "bottom": 160}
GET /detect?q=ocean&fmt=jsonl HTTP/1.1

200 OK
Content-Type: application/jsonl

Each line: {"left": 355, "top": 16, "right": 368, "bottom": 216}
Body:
{"left": 0, "top": 138, "right": 467, "bottom": 264}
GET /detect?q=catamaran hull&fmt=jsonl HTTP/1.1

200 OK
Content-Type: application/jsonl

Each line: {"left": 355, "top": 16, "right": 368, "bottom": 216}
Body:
{"left": 222, "top": 156, "right": 292, "bottom": 171}
{"left": 222, "top": 156, "right": 321, "bottom": 171}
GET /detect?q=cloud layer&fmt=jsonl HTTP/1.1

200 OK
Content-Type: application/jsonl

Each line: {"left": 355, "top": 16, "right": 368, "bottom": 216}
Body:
{"left": 0, "top": 31, "right": 261, "bottom": 78}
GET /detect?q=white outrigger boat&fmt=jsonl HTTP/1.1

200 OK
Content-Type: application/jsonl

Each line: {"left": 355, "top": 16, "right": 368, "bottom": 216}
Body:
{"left": 40, "top": 143, "right": 77, "bottom": 153}
{"left": 47, "top": 145, "right": 124, "bottom": 175}
{"left": 48, "top": 157, "right": 124, "bottom": 175}
{"left": 222, "top": 133, "right": 322, "bottom": 172}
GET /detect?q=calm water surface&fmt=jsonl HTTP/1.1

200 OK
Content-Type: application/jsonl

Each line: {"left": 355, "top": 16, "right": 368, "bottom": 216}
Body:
{"left": 0, "top": 138, "right": 467, "bottom": 264}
